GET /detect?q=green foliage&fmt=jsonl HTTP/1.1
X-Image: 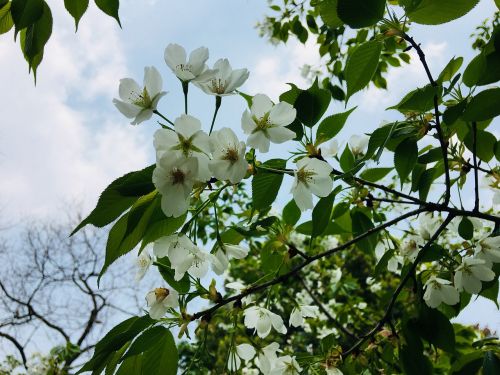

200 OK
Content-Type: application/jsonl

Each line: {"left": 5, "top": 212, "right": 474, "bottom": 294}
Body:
{"left": 294, "top": 78, "right": 331, "bottom": 127}
{"left": 312, "top": 190, "right": 336, "bottom": 237}
{"left": 95, "top": 0, "right": 121, "bottom": 27}
{"left": 316, "top": 107, "right": 356, "bottom": 144}
{"left": 389, "top": 84, "right": 441, "bottom": 113}
{"left": 394, "top": 137, "right": 418, "bottom": 185}
{"left": 462, "top": 88, "right": 500, "bottom": 122}
{"left": 337, "top": 0, "right": 385, "bottom": 28}
{"left": 64, "top": 0, "right": 89, "bottom": 31}
{"left": 404, "top": 0, "right": 481, "bottom": 25}
{"left": 252, "top": 159, "right": 286, "bottom": 210}
{"left": 0, "top": 1, "right": 13, "bottom": 35}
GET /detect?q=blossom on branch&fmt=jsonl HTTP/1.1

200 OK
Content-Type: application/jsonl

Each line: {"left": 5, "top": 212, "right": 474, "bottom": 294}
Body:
{"left": 145, "top": 287, "right": 179, "bottom": 319}
{"left": 164, "top": 43, "right": 215, "bottom": 83}
{"left": 209, "top": 127, "right": 248, "bottom": 183}
{"left": 195, "top": 58, "right": 249, "bottom": 96}
{"left": 291, "top": 157, "right": 333, "bottom": 211}
{"left": 244, "top": 306, "right": 287, "bottom": 338}
{"left": 423, "top": 276, "right": 459, "bottom": 308}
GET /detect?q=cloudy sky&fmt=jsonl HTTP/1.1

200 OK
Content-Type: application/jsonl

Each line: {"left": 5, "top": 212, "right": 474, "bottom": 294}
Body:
{"left": 0, "top": 0, "right": 498, "bottom": 338}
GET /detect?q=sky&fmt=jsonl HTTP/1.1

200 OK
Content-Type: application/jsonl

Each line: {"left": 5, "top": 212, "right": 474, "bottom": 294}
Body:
{"left": 0, "top": 0, "right": 499, "bottom": 352}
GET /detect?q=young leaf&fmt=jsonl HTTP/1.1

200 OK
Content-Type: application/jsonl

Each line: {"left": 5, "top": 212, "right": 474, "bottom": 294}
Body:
{"left": 462, "top": 53, "right": 487, "bottom": 87}
{"left": 294, "top": 78, "right": 331, "bottom": 127}
{"left": 337, "top": 0, "right": 385, "bottom": 29}
{"left": 318, "top": 0, "right": 343, "bottom": 28}
{"left": 351, "top": 210, "right": 377, "bottom": 253}
{"left": 339, "top": 144, "right": 355, "bottom": 172}
{"left": 405, "top": 0, "right": 480, "bottom": 25}
{"left": 345, "top": 40, "right": 382, "bottom": 101}
{"left": 64, "top": 0, "right": 89, "bottom": 31}
{"left": 464, "top": 129, "right": 496, "bottom": 162}
{"left": 252, "top": 159, "right": 286, "bottom": 210}
{"left": 282, "top": 199, "right": 301, "bottom": 226}
{"left": 316, "top": 107, "right": 356, "bottom": 144}
{"left": 438, "top": 56, "right": 463, "bottom": 83}
{"left": 312, "top": 191, "right": 336, "bottom": 237}
{"left": 0, "top": 1, "right": 14, "bottom": 35}
{"left": 360, "top": 167, "right": 392, "bottom": 182}
{"left": 394, "top": 138, "right": 418, "bottom": 185}
{"left": 71, "top": 164, "right": 155, "bottom": 235}
{"left": 95, "top": 0, "right": 121, "bottom": 27}
{"left": 389, "top": 84, "right": 440, "bottom": 113}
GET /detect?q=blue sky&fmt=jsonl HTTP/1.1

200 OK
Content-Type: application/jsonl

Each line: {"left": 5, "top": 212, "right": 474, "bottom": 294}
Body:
{"left": 0, "top": 0, "right": 499, "bottom": 355}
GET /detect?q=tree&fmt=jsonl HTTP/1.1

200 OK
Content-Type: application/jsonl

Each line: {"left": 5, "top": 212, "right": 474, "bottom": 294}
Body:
{"left": 0, "top": 214, "right": 144, "bottom": 374}
{"left": 31, "top": 0, "right": 500, "bottom": 374}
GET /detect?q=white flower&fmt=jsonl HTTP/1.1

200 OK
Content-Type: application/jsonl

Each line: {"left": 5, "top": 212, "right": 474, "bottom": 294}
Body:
{"left": 400, "top": 235, "right": 423, "bottom": 262}
{"left": 227, "top": 344, "right": 256, "bottom": 372}
{"left": 289, "top": 305, "right": 319, "bottom": 327}
{"left": 153, "top": 155, "right": 198, "bottom": 217}
{"left": 291, "top": 158, "right": 333, "bottom": 211}
{"left": 241, "top": 94, "right": 296, "bottom": 153}
{"left": 417, "top": 213, "right": 440, "bottom": 240}
{"left": 195, "top": 58, "right": 249, "bottom": 96}
{"left": 475, "top": 235, "right": 500, "bottom": 264}
{"left": 145, "top": 287, "right": 179, "bottom": 319}
{"left": 423, "top": 277, "right": 460, "bottom": 308}
{"left": 243, "top": 306, "right": 287, "bottom": 338}
{"left": 211, "top": 243, "right": 249, "bottom": 275}
{"left": 167, "top": 235, "right": 213, "bottom": 280}
{"left": 366, "top": 277, "right": 382, "bottom": 293}
{"left": 153, "top": 233, "right": 193, "bottom": 258}
{"left": 113, "top": 66, "right": 166, "bottom": 125}
{"left": 154, "top": 114, "right": 211, "bottom": 181}
{"left": 322, "top": 139, "right": 339, "bottom": 158}
{"left": 209, "top": 127, "right": 248, "bottom": 183}
{"left": 270, "top": 355, "right": 302, "bottom": 375}
{"left": 454, "top": 258, "right": 495, "bottom": 294}
{"left": 331, "top": 268, "right": 342, "bottom": 284}
{"left": 164, "top": 43, "right": 215, "bottom": 83}
{"left": 348, "top": 134, "right": 369, "bottom": 156}
{"left": 135, "top": 248, "right": 152, "bottom": 282}
{"left": 256, "top": 342, "right": 281, "bottom": 375}
{"left": 226, "top": 281, "right": 246, "bottom": 293}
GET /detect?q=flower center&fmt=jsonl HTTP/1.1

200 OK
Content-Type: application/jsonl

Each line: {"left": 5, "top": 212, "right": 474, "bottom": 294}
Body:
{"left": 253, "top": 112, "right": 271, "bottom": 131}
{"left": 296, "top": 167, "right": 315, "bottom": 184}
{"left": 210, "top": 78, "right": 227, "bottom": 94}
{"left": 154, "top": 287, "right": 170, "bottom": 302}
{"left": 130, "top": 87, "right": 152, "bottom": 108}
{"left": 170, "top": 168, "right": 186, "bottom": 185}
{"left": 176, "top": 63, "right": 192, "bottom": 72}
{"left": 222, "top": 148, "right": 239, "bottom": 164}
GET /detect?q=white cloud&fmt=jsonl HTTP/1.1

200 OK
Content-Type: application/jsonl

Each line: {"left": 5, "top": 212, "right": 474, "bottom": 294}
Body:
{"left": 0, "top": 1, "right": 150, "bottom": 220}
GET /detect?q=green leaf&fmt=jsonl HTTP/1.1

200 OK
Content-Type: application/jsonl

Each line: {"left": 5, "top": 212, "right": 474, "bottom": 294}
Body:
{"left": 479, "top": 279, "right": 499, "bottom": 309}
{"left": 483, "top": 351, "right": 500, "bottom": 375}
{"left": 155, "top": 257, "right": 190, "bottom": 294}
{"left": 417, "top": 168, "right": 436, "bottom": 201}
{"left": 389, "top": 84, "right": 440, "bottom": 113}
{"left": 294, "top": 78, "right": 331, "bottom": 127}
{"left": 141, "top": 328, "right": 178, "bottom": 375}
{"left": 291, "top": 17, "right": 308, "bottom": 43}
{"left": 345, "top": 40, "right": 382, "bottom": 101}
{"left": 316, "top": 107, "right": 356, "bottom": 144}
{"left": 19, "top": 1, "right": 52, "bottom": 77}
{"left": 339, "top": 144, "right": 355, "bottom": 172}
{"left": 10, "top": 0, "right": 43, "bottom": 31}
{"left": 450, "top": 351, "right": 484, "bottom": 374}
{"left": 337, "top": 0, "right": 385, "bottom": 28}
{"left": 78, "top": 315, "right": 153, "bottom": 374}
{"left": 282, "top": 200, "right": 301, "bottom": 226}
{"left": 417, "top": 305, "right": 456, "bottom": 352}
{"left": 64, "top": 0, "right": 89, "bottom": 31}
{"left": 312, "top": 191, "right": 336, "bottom": 237}
{"left": 359, "top": 167, "right": 392, "bottom": 182}
{"left": 252, "top": 159, "right": 286, "bottom": 210}
{"left": 100, "top": 194, "right": 157, "bottom": 278}
{"left": 462, "top": 53, "right": 487, "bottom": 87}
{"left": 351, "top": 210, "right": 377, "bottom": 253}
{"left": 140, "top": 212, "right": 186, "bottom": 250}
{"left": 318, "top": 0, "right": 343, "bottom": 28}
{"left": 399, "top": 344, "right": 433, "bottom": 375}
{"left": 394, "top": 138, "right": 418, "bottom": 185}
{"left": 458, "top": 217, "right": 474, "bottom": 240}
{"left": 462, "top": 88, "right": 500, "bottom": 122}
{"left": 405, "top": 0, "right": 480, "bottom": 25}
{"left": 418, "top": 147, "right": 442, "bottom": 164}
{"left": 464, "top": 129, "right": 496, "bottom": 162}
{"left": 443, "top": 100, "right": 467, "bottom": 126}
{"left": 0, "top": 1, "right": 14, "bottom": 35}
{"left": 116, "top": 355, "right": 143, "bottom": 375}
{"left": 438, "top": 56, "right": 463, "bottom": 83}
{"left": 122, "top": 326, "right": 169, "bottom": 361}
{"left": 95, "top": 0, "right": 121, "bottom": 26}
{"left": 72, "top": 165, "right": 155, "bottom": 235}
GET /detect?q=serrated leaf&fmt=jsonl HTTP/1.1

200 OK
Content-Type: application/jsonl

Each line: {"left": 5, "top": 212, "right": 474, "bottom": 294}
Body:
{"left": 360, "top": 167, "right": 392, "bottom": 182}
{"left": 438, "top": 56, "right": 463, "bottom": 83}
{"left": 318, "top": 0, "right": 343, "bottom": 28}
{"left": 295, "top": 78, "right": 331, "bottom": 127}
{"left": 389, "top": 84, "right": 440, "bottom": 113}
{"left": 95, "top": 0, "right": 121, "bottom": 27}
{"left": 71, "top": 165, "right": 155, "bottom": 235}
{"left": 462, "top": 88, "right": 500, "bottom": 122}
{"left": 116, "top": 355, "right": 143, "bottom": 375}
{"left": 316, "top": 107, "right": 356, "bottom": 144}
{"left": 337, "top": 0, "right": 385, "bottom": 28}
{"left": 64, "top": 0, "right": 89, "bottom": 31}
{"left": 345, "top": 40, "right": 382, "bottom": 101}
{"left": 121, "top": 326, "right": 169, "bottom": 361}
{"left": 312, "top": 191, "right": 336, "bottom": 237}
{"left": 405, "top": 0, "right": 480, "bottom": 25}
{"left": 10, "top": 0, "right": 43, "bottom": 31}
{"left": 252, "top": 159, "right": 286, "bottom": 210}
{"left": 0, "top": 1, "right": 14, "bottom": 35}
{"left": 394, "top": 138, "right": 418, "bottom": 185}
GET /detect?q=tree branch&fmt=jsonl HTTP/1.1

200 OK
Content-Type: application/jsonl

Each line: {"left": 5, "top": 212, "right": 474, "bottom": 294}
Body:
{"left": 472, "top": 121, "right": 480, "bottom": 212}
{"left": 0, "top": 331, "right": 28, "bottom": 368}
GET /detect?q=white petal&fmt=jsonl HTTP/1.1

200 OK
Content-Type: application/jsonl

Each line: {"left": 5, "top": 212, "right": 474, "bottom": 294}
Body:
{"left": 267, "top": 126, "right": 296, "bottom": 144}
{"left": 188, "top": 46, "right": 209, "bottom": 75}
{"left": 292, "top": 182, "right": 313, "bottom": 211}
{"left": 144, "top": 66, "right": 163, "bottom": 97}
{"left": 174, "top": 114, "right": 202, "bottom": 138}
{"left": 269, "top": 102, "right": 296, "bottom": 126}
{"left": 289, "top": 308, "right": 303, "bottom": 327}
{"left": 241, "top": 110, "right": 257, "bottom": 134}
{"left": 113, "top": 99, "right": 141, "bottom": 118}
{"left": 132, "top": 109, "right": 153, "bottom": 125}
{"left": 236, "top": 344, "right": 256, "bottom": 361}
{"left": 225, "top": 68, "right": 249, "bottom": 93}
{"left": 309, "top": 176, "right": 333, "bottom": 197}
{"left": 164, "top": 43, "right": 187, "bottom": 71}
{"left": 248, "top": 131, "right": 271, "bottom": 153}
{"left": 251, "top": 94, "right": 274, "bottom": 118}
{"left": 118, "top": 78, "right": 141, "bottom": 101}
{"left": 149, "top": 302, "right": 168, "bottom": 320}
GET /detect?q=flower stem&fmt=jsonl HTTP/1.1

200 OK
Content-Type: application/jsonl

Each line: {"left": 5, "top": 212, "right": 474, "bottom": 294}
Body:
{"left": 209, "top": 96, "right": 222, "bottom": 135}
{"left": 153, "top": 110, "right": 174, "bottom": 126}
{"left": 182, "top": 81, "right": 189, "bottom": 115}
